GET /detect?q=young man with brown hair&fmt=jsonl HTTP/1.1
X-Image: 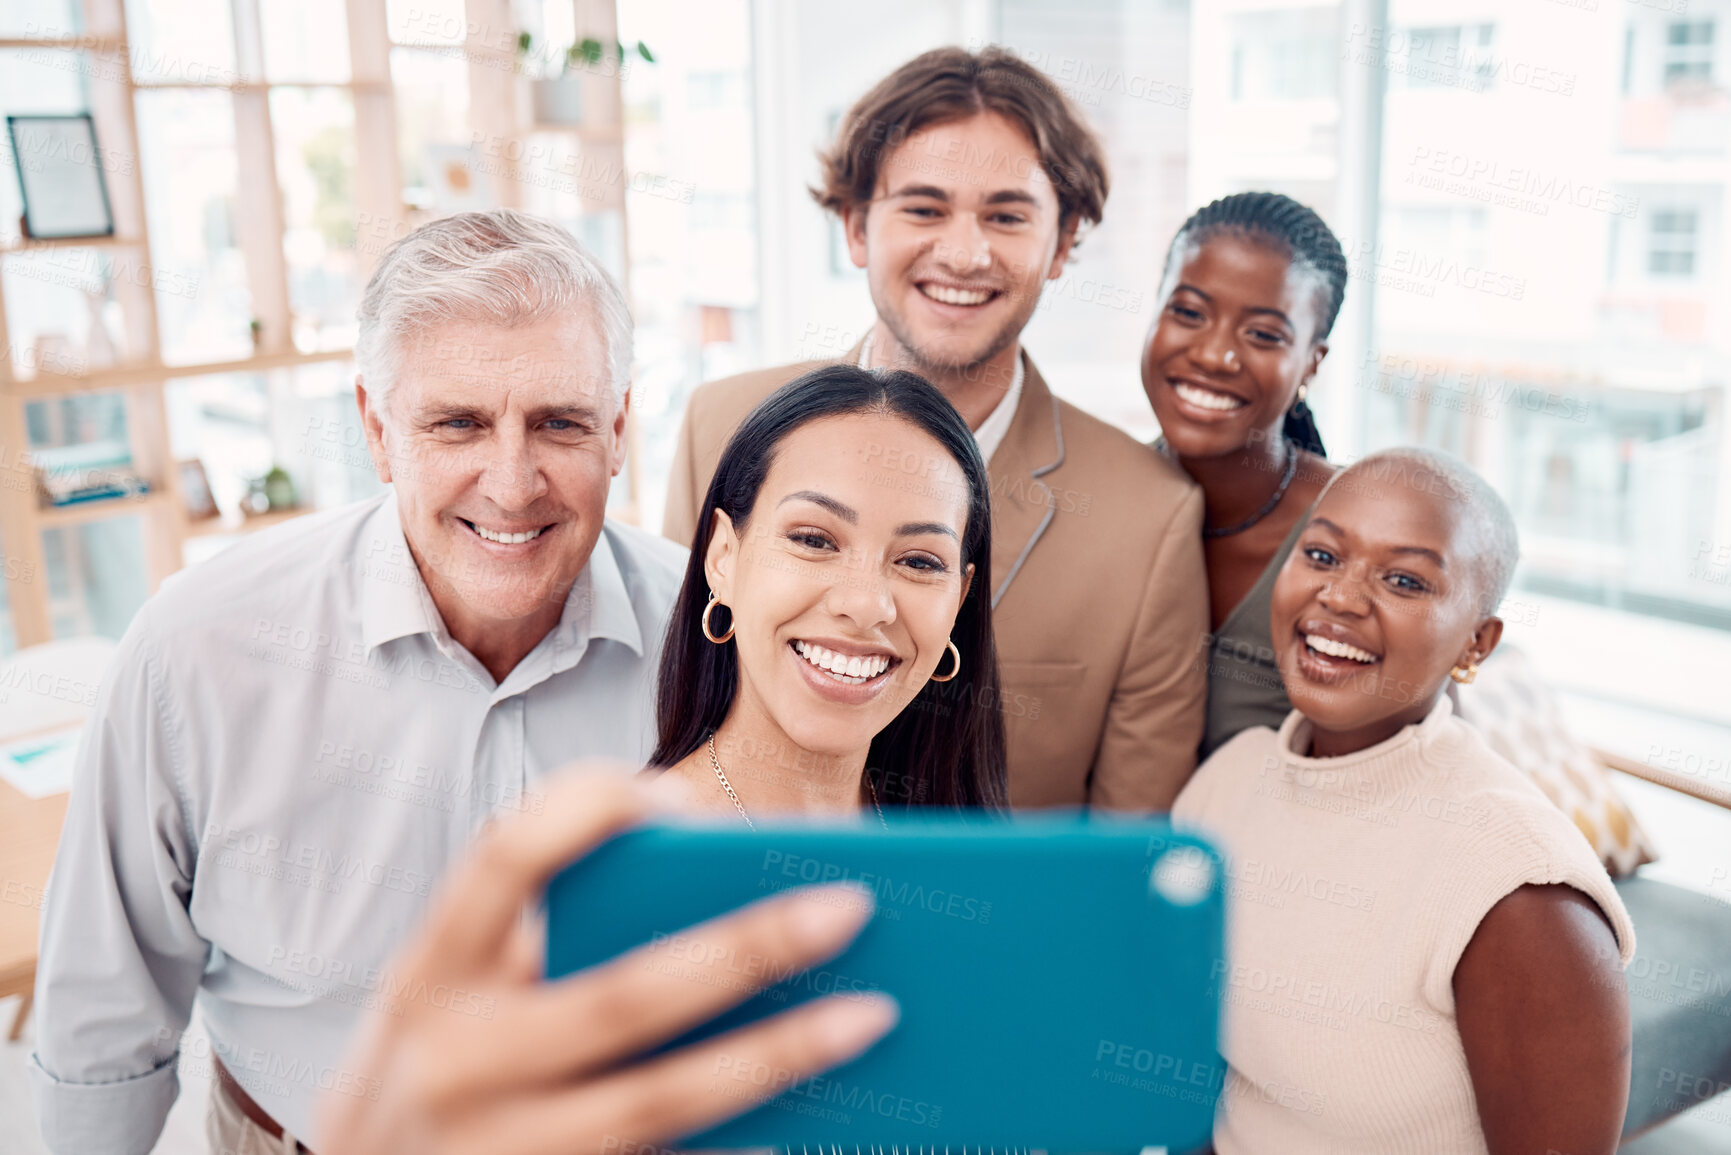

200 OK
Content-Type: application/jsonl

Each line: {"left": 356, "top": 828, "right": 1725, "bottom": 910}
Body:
{"left": 662, "top": 46, "right": 1207, "bottom": 810}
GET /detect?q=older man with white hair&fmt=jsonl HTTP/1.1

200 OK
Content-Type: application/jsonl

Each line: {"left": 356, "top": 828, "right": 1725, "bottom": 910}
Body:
{"left": 28, "top": 210, "right": 684, "bottom": 1154}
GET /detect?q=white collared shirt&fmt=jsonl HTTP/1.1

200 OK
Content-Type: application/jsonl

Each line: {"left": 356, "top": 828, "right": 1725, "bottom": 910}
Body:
{"left": 859, "top": 334, "right": 1025, "bottom": 462}
{"left": 29, "top": 491, "right": 685, "bottom": 1153}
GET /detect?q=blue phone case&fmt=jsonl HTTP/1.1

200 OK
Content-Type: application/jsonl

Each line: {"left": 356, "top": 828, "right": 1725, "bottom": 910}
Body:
{"left": 545, "top": 816, "right": 1224, "bottom": 1148}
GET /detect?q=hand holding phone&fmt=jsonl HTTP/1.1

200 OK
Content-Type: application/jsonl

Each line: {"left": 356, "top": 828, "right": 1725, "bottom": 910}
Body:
{"left": 319, "top": 769, "right": 899, "bottom": 1155}
{"left": 547, "top": 817, "right": 1225, "bottom": 1149}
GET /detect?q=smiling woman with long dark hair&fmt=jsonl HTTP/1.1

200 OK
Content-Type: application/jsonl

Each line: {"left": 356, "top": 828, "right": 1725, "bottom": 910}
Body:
{"left": 1141, "top": 191, "right": 1350, "bottom": 760}
{"left": 649, "top": 364, "right": 1007, "bottom": 818}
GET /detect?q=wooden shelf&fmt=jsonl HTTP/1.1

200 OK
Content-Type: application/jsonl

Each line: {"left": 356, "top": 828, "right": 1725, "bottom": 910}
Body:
{"left": 131, "top": 79, "right": 389, "bottom": 93}
{"left": 0, "top": 0, "right": 639, "bottom": 651}
{"left": 0, "top": 235, "right": 142, "bottom": 255}
{"left": 0, "top": 37, "right": 126, "bottom": 52}
{"left": 36, "top": 490, "right": 170, "bottom": 530}
{"left": 529, "top": 123, "right": 625, "bottom": 142}
{"left": 6, "top": 348, "right": 355, "bottom": 397}
{"left": 183, "top": 507, "right": 308, "bottom": 538}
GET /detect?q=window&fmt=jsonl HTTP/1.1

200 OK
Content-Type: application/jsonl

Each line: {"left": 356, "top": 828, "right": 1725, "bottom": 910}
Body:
{"left": 687, "top": 70, "right": 746, "bottom": 108}
{"left": 136, "top": 90, "right": 251, "bottom": 365}
{"left": 1664, "top": 21, "right": 1714, "bottom": 87}
{"left": 1400, "top": 24, "right": 1496, "bottom": 92}
{"left": 1227, "top": 8, "right": 1337, "bottom": 102}
{"left": 1649, "top": 208, "right": 1699, "bottom": 276}
{"left": 1185, "top": 0, "right": 1731, "bottom": 741}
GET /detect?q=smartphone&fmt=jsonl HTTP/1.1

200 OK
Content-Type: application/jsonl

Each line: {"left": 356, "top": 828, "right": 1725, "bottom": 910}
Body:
{"left": 545, "top": 815, "right": 1224, "bottom": 1149}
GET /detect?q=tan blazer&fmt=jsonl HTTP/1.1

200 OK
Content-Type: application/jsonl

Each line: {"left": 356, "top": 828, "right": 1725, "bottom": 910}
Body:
{"left": 662, "top": 349, "right": 1209, "bottom": 811}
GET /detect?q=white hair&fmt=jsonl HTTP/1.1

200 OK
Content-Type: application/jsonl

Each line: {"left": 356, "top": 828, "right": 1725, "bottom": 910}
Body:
{"left": 355, "top": 208, "right": 632, "bottom": 414}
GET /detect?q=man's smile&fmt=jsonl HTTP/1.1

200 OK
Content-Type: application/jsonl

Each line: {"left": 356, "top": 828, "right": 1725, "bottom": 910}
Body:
{"left": 458, "top": 518, "right": 556, "bottom": 545}
{"left": 915, "top": 280, "right": 1001, "bottom": 307}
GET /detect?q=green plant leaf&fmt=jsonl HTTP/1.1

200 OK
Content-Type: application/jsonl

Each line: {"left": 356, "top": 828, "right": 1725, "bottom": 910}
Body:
{"left": 576, "top": 37, "right": 603, "bottom": 65}
{"left": 516, "top": 30, "right": 532, "bottom": 54}
{"left": 637, "top": 41, "right": 655, "bottom": 62}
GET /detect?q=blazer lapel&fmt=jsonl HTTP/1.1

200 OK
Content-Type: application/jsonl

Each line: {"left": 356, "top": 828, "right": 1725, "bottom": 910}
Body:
{"left": 986, "top": 353, "right": 1064, "bottom": 608}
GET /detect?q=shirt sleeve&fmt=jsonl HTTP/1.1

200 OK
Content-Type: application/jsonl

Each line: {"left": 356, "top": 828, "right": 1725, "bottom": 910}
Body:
{"left": 1086, "top": 482, "right": 1211, "bottom": 812}
{"left": 29, "top": 607, "right": 209, "bottom": 1155}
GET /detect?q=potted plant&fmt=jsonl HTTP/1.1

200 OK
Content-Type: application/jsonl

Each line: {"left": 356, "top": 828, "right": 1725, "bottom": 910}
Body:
{"left": 521, "top": 32, "right": 653, "bottom": 127}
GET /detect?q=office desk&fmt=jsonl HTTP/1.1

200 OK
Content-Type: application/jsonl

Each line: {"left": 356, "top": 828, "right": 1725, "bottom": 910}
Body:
{"left": 0, "top": 770, "right": 68, "bottom": 1040}
{"left": 0, "top": 636, "right": 113, "bottom": 1043}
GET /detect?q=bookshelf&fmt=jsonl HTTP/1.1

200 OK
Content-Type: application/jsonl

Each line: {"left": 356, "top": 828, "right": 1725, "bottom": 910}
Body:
{"left": 1, "top": 0, "right": 638, "bottom": 649}
{"left": 0, "top": 0, "right": 384, "bottom": 647}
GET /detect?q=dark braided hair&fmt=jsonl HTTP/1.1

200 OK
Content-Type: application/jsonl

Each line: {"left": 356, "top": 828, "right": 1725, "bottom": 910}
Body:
{"left": 1160, "top": 192, "right": 1348, "bottom": 458}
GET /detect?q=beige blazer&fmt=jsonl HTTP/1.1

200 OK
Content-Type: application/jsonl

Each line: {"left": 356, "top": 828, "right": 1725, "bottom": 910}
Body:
{"left": 662, "top": 348, "right": 1209, "bottom": 810}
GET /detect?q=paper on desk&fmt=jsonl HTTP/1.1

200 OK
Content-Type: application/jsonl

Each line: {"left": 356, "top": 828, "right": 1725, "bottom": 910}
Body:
{"left": 0, "top": 729, "right": 79, "bottom": 798}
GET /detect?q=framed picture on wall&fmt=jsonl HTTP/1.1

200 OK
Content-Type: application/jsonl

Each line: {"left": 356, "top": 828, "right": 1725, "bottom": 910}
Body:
{"left": 177, "top": 459, "right": 219, "bottom": 521}
{"left": 7, "top": 114, "right": 116, "bottom": 240}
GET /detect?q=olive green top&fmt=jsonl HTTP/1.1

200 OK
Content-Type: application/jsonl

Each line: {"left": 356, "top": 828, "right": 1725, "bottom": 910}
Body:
{"left": 1199, "top": 505, "right": 1314, "bottom": 760}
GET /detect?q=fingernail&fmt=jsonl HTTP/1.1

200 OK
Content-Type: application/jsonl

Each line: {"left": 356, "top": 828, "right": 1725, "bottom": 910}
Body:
{"left": 815, "top": 993, "right": 900, "bottom": 1055}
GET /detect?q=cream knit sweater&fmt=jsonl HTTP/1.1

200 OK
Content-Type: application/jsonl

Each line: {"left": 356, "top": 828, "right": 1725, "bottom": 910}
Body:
{"left": 1173, "top": 696, "right": 1636, "bottom": 1154}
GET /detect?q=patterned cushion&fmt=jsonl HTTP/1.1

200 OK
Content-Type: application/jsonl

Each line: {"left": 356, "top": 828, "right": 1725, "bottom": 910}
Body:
{"left": 1454, "top": 645, "right": 1656, "bottom": 877}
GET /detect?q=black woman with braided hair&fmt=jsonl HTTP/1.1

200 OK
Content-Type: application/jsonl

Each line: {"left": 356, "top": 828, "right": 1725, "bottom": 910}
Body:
{"left": 1140, "top": 191, "right": 1350, "bottom": 759}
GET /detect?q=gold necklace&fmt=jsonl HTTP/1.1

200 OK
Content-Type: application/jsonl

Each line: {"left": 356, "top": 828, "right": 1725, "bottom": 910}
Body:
{"left": 706, "top": 734, "right": 889, "bottom": 831}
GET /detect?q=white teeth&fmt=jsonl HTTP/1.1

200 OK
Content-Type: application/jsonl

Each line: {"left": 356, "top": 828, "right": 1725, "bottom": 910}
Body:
{"left": 472, "top": 522, "right": 545, "bottom": 545}
{"left": 793, "top": 640, "right": 891, "bottom": 684}
{"left": 921, "top": 284, "right": 993, "bottom": 306}
{"left": 1306, "top": 634, "right": 1377, "bottom": 663}
{"left": 1174, "top": 382, "right": 1245, "bottom": 412}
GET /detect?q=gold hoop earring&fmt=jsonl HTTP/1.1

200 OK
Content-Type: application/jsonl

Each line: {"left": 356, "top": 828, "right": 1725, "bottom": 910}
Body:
{"left": 929, "top": 639, "right": 961, "bottom": 682}
{"left": 1450, "top": 662, "right": 1479, "bottom": 685}
{"left": 701, "top": 591, "right": 734, "bottom": 644}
